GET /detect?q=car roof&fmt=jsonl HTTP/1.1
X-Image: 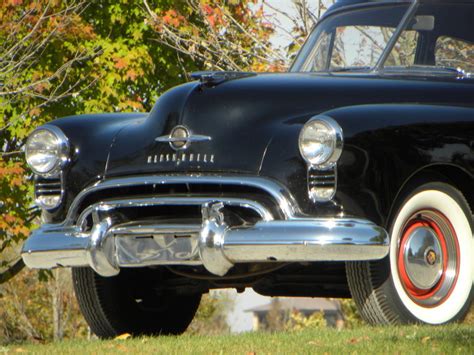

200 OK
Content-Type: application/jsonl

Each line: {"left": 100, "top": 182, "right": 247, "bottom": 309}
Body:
{"left": 324, "top": 0, "right": 473, "bottom": 18}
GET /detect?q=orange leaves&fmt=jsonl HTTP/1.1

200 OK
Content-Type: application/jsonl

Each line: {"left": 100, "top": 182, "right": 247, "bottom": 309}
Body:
{"left": 33, "top": 82, "right": 50, "bottom": 94}
{"left": 10, "top": 176, "right": 24, "bottom": 187}
{"left": 113, "top": 57, "right": 139, "bottom": 81}
{"left": 111, "top": 50, "right": 147, "bottom": 83}
{"left": 0, "top": 1, "right": 95, "bottom": 42}
{"left": 114, "top": 57, "right": 129, "bottom": 70}
{"left": 29, "top": 107, "right": 42, "bottom": 117}
{"left": 0, "top": 162, "right": 25, "bottom": 178}
{"left": 3, "top": 214, "right": 17, "bottom": 224}
{"left": 7, "top": 0, "right": 22, "bottom": 6}
{"left": 10, "top": 224, "right": 30, "bottom": 238}
{"left": 81, "top": 24, "right": 94, "bottom": 38}
{"left": 0, "top": 159, "right": 31, "bottom": 242}
{"left": 118, "top": 99, "right": 144, "bottom": 111}
{"left": 0, "top": 213, "right": 29, "bottom": 239}
{"left": 161, "top": 9, "right": 186, "bottom": 28}
{"left": 201, "top": 4, "right": 224, "bottom": 29}
{"left": 0, "top": 160, "right": 27, "bottom": 194}
{"left": 125, "top": 69, "right": 137, "bottom": 81}
{"left": 347, "top": 335, "right": 370, "bottom": 344}
{"left": 250, "top": 61, "right": 285, "bottom": 73}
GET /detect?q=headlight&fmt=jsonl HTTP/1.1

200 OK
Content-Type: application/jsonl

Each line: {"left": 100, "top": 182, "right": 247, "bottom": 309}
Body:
{"left": 25, "top": 126, "right": 70, "bottom": 176}
{"left": 298, "top": 116, "right": 343, "bottom": 167}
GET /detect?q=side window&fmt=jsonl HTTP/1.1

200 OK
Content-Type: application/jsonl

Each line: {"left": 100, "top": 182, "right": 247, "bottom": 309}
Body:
{"left": 385, "top": 30, "right": 418, "bottom": 67}
{"left": 435, "top": 36, "right": 474, "bottom": 73}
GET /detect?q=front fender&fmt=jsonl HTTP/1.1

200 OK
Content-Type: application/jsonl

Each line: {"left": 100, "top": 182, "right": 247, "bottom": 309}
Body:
{"left": 42, "top": 113, "right": 147, "bottom": 222}
{"left": 329, "top": 104, "right": 474, "bottom": 227}
{"left": 259, "top": 104, "right": 474, "bottom": 226}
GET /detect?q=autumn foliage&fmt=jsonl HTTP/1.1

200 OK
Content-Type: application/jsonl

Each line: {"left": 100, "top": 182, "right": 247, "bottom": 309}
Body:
{"left": 145, "top": 0, "right": 286, "bottom": 72}
{"left": 0, "top": 0, "right": 193, "bottom": 282}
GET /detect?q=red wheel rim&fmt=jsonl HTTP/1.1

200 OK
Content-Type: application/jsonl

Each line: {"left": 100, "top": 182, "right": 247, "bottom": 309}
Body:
{"left": 397, "top": 209, "right": 460, "bottom": 307}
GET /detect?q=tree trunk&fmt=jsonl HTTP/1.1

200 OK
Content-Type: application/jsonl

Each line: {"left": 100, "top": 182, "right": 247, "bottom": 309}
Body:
{"left": 0, "top": 258, "right": 25, "bottom": 284}
{"left": 51, "top": 269, "right": 64, "bottom": 341}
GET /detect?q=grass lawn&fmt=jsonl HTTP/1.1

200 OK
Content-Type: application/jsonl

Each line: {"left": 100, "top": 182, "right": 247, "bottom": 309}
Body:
{"left": 1, "top": 324, "right": 472, "bottom": 354}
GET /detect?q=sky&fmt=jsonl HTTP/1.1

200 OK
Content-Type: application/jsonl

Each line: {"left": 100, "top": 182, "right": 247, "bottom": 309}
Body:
{"left": 263, "top": 0, "right": 334, "bottom": 48}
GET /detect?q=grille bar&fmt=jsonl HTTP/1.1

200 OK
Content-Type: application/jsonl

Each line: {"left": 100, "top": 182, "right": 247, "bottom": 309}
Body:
{"left": 34, "top": 175, "right": 63, "bottom": 208}
{"left": 307, "top": 166, "right": 337, "bottom": 201}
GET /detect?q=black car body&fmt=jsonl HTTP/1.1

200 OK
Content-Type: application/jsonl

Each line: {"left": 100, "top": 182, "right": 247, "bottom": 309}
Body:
{"left": 22, "top": 0, "right": 473, "bottom": 336}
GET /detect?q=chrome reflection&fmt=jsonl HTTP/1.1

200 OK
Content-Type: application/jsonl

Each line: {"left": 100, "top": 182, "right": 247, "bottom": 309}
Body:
{"left": 403, "top": 226, "right": 443, "bottom": 290}
{"left": 22, "top": 201, "right": 389, "bottom": 277}
{"left": 64, "top": 175, "right": 299, "bottom": 227}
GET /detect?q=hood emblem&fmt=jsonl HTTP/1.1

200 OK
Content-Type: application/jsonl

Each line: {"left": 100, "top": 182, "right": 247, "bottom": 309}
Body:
{"left": 155, "top": 125, "right": 211, "bottom": 151}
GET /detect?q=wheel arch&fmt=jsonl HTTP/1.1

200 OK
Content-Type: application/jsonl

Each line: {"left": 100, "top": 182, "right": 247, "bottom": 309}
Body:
{"left": 387, "top": 163, "right": 474, "bottom": 230}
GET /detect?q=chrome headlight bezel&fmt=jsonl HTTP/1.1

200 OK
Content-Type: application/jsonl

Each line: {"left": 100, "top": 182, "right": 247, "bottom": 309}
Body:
{"left": 298, "top": 115, "right": 343, "bottom": 168}
{"left": 25, "top": 125, "right": 70, "bottom": 177}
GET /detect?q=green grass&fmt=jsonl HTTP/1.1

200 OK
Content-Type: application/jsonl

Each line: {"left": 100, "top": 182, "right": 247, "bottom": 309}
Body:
{"left": 2, "top": 325, "right": 473, "bottom": 354}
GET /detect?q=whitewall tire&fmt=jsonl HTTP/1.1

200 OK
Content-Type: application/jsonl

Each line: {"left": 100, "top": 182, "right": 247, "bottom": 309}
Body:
{"left": 347, "top": 182, "right": 473, "bottom": 325}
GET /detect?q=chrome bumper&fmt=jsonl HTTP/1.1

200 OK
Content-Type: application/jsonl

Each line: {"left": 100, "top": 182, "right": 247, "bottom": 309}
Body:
{"left": 22, "top": 202, "right": 389, "bottom": 277}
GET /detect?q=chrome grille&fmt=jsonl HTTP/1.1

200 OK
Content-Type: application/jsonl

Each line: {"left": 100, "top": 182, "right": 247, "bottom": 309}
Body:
{"left": 35, "top": 175, "right": 63, "bottom": 209}
{"left": 307, "top": 167, "right": 337, "bottom": 201}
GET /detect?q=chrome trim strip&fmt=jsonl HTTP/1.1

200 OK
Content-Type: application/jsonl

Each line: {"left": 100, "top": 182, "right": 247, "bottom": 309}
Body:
{"left": 36, "top": 189, "right": 62, "bottom": 194}
{"left": 155, "top": 135, "right": 212, "bottom": 143}
{"left": 63, "top": 175, "right": 299, "bottom": 225}
{"left": 110, "top": 223, "right": 202, "bottom": 236}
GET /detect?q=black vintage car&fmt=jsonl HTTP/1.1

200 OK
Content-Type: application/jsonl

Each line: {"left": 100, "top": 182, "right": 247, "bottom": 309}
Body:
{"left": 22, "top": 0, "right": 473, "bottom": 336}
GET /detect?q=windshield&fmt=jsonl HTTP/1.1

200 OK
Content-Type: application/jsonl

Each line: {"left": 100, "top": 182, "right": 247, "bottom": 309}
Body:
{"left": 291, "top": 2, "right": 474, "bottom": 77}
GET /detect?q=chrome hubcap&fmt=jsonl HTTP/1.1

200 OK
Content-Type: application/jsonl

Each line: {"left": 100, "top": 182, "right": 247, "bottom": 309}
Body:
{"left": 397, "top": 210, "right": 459, "bottom": 307}
{"left": 403, "top": 226, "right": 443, "bottom": 290}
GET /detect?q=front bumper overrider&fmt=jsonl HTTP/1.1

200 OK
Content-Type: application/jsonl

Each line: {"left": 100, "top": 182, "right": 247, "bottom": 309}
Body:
{"left": 22, "top": 201, "right": 389, "bottom": 277}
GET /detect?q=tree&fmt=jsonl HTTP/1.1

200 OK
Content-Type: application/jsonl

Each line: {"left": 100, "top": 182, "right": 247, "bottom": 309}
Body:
{"left": 143, "top": 0, "right": 333, "bottom": 72}
{"left": 1, "top": 0, "right": 201, "bottom": 341}
{"left": 0, "top": 0, "right": 98, "bottom": 284}
{"left": 144, "top": 0, "right": 282, "bottom": 72}
{"left": 0, "top": 267, "right": 87, "bottom": 343}
{"left": 0, "top": 0, "right": 197, "bottom": 283}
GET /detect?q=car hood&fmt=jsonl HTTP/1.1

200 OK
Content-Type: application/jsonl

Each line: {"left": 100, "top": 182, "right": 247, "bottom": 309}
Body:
{"left": 105, "top": 72, "right": 473, "bottom": 177}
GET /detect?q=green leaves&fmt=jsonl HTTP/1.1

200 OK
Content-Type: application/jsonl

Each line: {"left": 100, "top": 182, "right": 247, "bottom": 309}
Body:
{"left": 0, "top": 0, "right": 196, "bottom": 282}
